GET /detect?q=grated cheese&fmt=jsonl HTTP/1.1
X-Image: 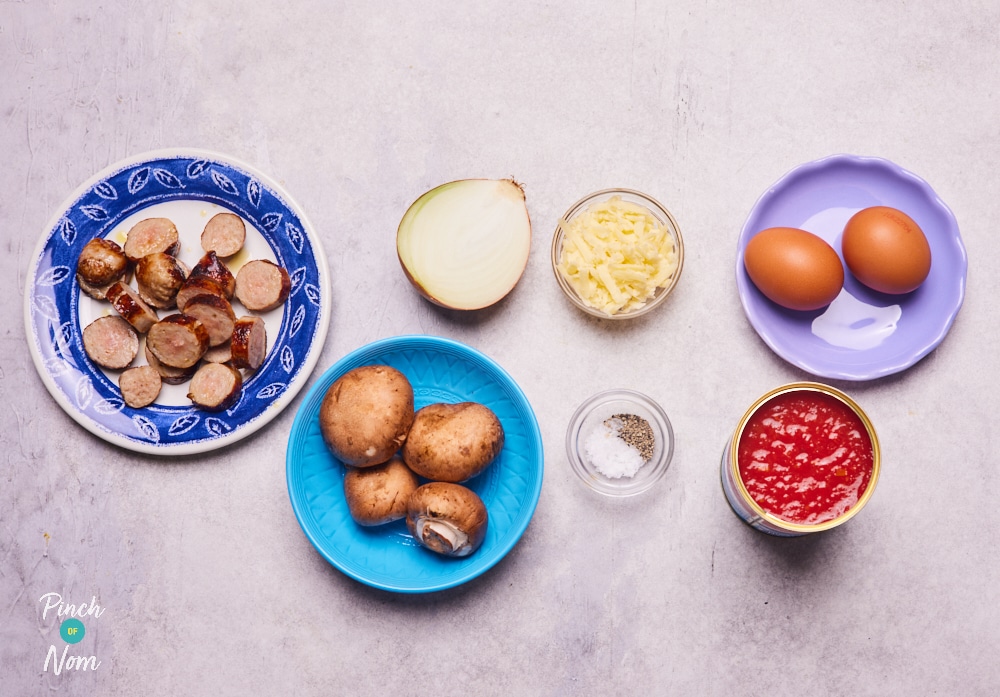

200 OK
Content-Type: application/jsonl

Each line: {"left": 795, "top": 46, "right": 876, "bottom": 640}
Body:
{"left": 557, "top": 196, "right": 679, "bottom": 316}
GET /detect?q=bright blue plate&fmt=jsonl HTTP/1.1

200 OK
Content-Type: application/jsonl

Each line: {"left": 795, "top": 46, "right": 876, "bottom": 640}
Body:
{"left": 286, "top": 335, "right": 544, "bottom": 593}
{"left": 23, "top": 149, "right": 331, "bottom": 454}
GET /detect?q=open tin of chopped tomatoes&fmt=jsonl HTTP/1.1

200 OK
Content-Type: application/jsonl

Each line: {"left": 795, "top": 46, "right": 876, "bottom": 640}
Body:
{"left": 721, "top": 382, "right": 881, "bottom": 536}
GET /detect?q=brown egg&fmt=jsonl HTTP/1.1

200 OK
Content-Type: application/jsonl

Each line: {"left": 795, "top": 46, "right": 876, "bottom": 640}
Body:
{"left": 841, "top": 206, "right": 931, "bottom": 294}
{"left": 743, "top": 227, "right": 844, "bottom": 311}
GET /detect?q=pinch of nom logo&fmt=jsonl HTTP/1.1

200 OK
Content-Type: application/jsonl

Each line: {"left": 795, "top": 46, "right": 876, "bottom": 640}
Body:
{"left": 39, "top": 592, "right": 105, "bottom": 674}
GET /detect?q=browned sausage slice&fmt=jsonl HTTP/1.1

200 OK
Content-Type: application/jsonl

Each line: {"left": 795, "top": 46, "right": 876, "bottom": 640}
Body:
{"left": 146, "top": 314, "right": 209, "bottom": 369}
{"left": 201, "top": 213, "right": 246, "bottom": 258}
{"left": 118, "top": 365, "right": 162, "bottom": 408}
{"left": 82, "top": 316, "right": 139, "bottom": 369}
{"left": 234, "top": 259, "right": 290, "bottom": 312}
{"left": 144, "top": 343, "right": 197, "bottom": 385}
{"left": 230, "top": 315, "right": 267, "bottom": 370}
{"left": 78, "top": 276, "right": 117, "bottom": 302}
{"left": 202, "top": 341, "right": 233, "bottom": 364}
{"left": 187, "top": 362, "right": 243, "bottom": 411}
{"left": 182, "top": 293, "right": 236, "bottom": 347}
{"left": 77, "top": 238, "right": 128, "bottom": 297}
{"left": 189, "top": 251, "right": 235, "bottom": 299}
{"left": 123, "top": 218, "right": 180, "bottom": 263}
{"left": 106, "top": 281, "right": 159, "bottom": 333}
{"left": 175, "top": 276, "right": 226, "bottom": 312}
{"left": 135, "top": 252, "right": 187, "bottom": 308}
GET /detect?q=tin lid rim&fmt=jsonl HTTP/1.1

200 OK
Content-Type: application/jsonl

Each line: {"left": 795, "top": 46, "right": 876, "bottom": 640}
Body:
{"left": 728, "top": 382, "right": 881, "bottom": 533}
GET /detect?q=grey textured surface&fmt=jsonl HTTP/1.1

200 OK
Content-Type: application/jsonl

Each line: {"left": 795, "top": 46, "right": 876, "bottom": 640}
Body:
{"left": 3, "top": 1, "right": 1000, "bottom": 695}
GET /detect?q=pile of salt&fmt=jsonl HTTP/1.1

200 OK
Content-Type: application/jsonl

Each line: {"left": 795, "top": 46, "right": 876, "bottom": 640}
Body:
{"left": 583, "top": 414, "right": 654, "bottom": 479}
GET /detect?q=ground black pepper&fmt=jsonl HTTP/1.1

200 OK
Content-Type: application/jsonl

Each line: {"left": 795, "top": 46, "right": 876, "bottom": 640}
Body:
{"left": 609, "top": 413, "right": 655, "bottom": 462}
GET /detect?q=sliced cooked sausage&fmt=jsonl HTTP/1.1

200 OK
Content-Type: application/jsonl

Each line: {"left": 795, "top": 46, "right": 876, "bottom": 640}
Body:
{"left": 135, "top": 252, "right": 187, "bottom": 309}
{"left": 230, "top": 315, "right": 267, "bottom": 370}
{"left": 182, "top": 294, "right": 235, "bottom": 347}
{"left": 78, "top": 276, "right": 117, "bottom": 302}
{"left": 123, "top": 218, "right": 180, "bottom": 263}
{"left": 175, "top": 276, "right": 226, "bottom": 312}
{"left": 106, "top": 281, "right": 159, "bottom": 333}
{"left": 202, "top": 341, "right": 233, "bottom": 364}
{"left": 82, "top": 316, "right": 139, "bottom": 369}
{"left": 118, "top": 365, "right": 162, "bottom": 408}
{"left": 189, "top": 251, "right": 235, "bottom": 299}
{"left": 234, "top": 259, "right": 290, "bottom": 312}
{"left": 144, "top": 343, "right": 197, "bottom": 385}
{"left": 187, "top": 362, "right": 243, "bottom": 411}
{"left": 146, "top": 314, "right": 209, "bottom": 369}
{"left": 201, "top": 213, "right": 246, "bottom": 258}
{"left": 77, "top": 238, "right": 128, "bottom": 297}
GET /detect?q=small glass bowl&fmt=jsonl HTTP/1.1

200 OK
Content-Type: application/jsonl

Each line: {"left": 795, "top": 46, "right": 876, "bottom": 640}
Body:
{"left": 551, "top": 188, "right": 684, "bottom": 320}
{"left": 566, "top": 389, "right": 674, "bottom": 497}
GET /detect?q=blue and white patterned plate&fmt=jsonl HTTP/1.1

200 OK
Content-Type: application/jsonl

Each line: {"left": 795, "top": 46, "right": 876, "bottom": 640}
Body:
{"left": 286, "top": 335, "right": 544, "bottom": 593}
{"left": 24, "top": 149, "right": 331, "bottom": 455}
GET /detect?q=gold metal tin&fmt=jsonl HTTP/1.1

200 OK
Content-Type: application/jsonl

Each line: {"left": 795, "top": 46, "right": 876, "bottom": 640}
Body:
{"left": 721, "top": 382, "right": 881, "bottom": 536}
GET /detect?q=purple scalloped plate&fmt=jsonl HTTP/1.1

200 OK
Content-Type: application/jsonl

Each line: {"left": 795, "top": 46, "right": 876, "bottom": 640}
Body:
{"left": 736, "top": 154, "right": 967, "bottom": 381}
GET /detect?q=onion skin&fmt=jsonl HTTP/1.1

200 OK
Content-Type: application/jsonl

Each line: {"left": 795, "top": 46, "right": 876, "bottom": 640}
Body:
{"left": 398, "top": 256, "right": 443, "bottom": 308}
{"left": 396, "top": 178, "right": 532, "bottom": 311}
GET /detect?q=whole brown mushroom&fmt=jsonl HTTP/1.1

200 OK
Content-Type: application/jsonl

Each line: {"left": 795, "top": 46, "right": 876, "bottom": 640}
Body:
{"left": 406, "top": 482, "right": 488, "bottom": 557}
{"left": 343, "top": 456, "right": 420, "bottom": 526}
{"left": 402, "top": 402, "right": 504, "bottom": 482}
{"left": 319, "top": 365, "right": 415, "bottom": 467}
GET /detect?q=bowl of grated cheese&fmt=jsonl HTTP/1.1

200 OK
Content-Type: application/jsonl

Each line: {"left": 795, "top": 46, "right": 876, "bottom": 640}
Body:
{"left": 551, "top": 188, "right": 684, "bottom": 319}
{"left": 565, "top": 389, "right": 674, "bottom": 497}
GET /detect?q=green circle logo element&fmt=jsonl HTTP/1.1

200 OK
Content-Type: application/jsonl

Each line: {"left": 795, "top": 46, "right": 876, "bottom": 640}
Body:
{"left": 60, "top": 618, "right": 85, "bottom": 644}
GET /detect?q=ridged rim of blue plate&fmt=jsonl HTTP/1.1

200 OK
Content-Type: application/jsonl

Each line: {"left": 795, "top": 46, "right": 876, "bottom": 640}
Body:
{"left": 286, "top": 335, "right": 544, "bottom": 593}
{"left": 736, "top": 153, "right": 967, "bottom": 381}
{"left": 22, "top": 148, "right": 331, "bottom": 454}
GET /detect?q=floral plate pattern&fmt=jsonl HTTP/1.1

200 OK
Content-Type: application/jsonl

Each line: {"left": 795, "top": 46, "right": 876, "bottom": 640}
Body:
{"left": 24, "top": 149, "right": 331, "bottom": 455}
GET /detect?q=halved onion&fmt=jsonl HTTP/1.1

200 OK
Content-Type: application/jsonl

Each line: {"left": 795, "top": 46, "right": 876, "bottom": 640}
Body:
{"left": 396, "top": 179, "right": 532, "bottom": 310}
